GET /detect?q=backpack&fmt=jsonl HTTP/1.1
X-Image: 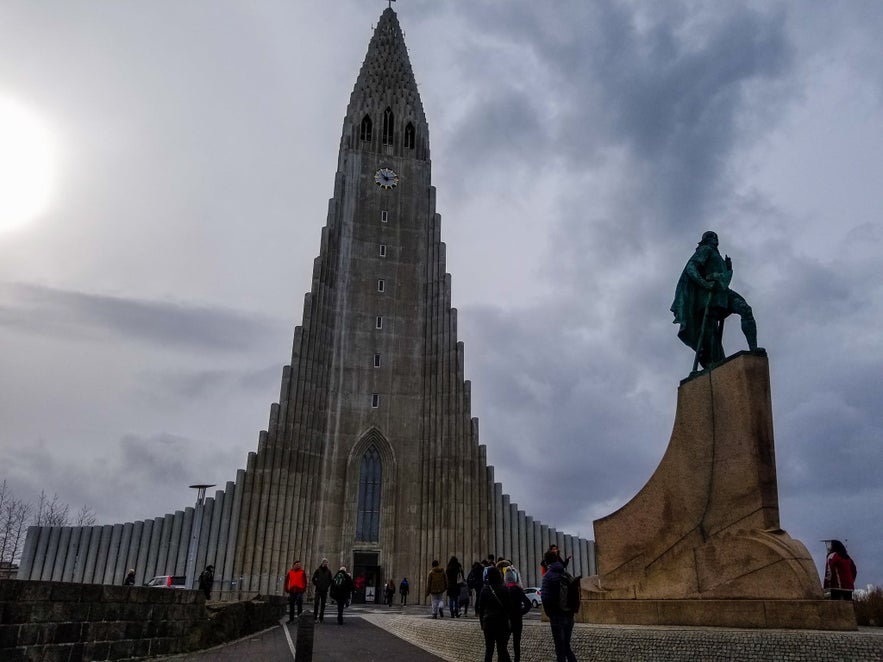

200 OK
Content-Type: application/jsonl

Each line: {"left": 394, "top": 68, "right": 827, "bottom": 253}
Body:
{"left": 333, "top": 572, "right": 347, "bottom": 587}
{"left": 559, "top": 573, "right": 581, "bottom": 613}
{"left": 467, "top": 568, "right": 481, "bottom": 590}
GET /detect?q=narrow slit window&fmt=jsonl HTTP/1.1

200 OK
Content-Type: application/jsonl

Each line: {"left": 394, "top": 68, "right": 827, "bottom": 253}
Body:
{"left": 360, "top": 114, "right": 372, "bottom": 142}
{"left": 405, "top": 122, "right": 415, "bottom": 149}
{"left": 374, "top": 354, "right": 381, "bottom": 368}
{"left": 355, "top": 445, "right": 382, "bottom": 542}
{"left": 379, "top": 244, "right": 387, "bottom": 257}
{"left": 371, "top": 393, "right": 380, "bottom": 408}
{"left": 382, "top": 107, "right": 394, "bottom": 145}
{"left": 377, "top": 279, "right": 385, "bottom": 293}
{"left": 381, "top": 210, "right": 388, "bottom": 223}
{"left": 375, "top": 316, "right": 383, "bottom": 329}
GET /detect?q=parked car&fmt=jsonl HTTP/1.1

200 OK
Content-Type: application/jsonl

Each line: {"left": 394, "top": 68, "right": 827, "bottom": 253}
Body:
{"left": 145, "top": 575, "right": 187, "bottom": 589}
{"left": 523, "top": 586, "right": 542, "bottom": 608}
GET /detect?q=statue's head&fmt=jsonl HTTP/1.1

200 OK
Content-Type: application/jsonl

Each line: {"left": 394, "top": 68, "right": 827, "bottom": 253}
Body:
{"left": 699, "top": 231, "right": 718, "bottom": 247}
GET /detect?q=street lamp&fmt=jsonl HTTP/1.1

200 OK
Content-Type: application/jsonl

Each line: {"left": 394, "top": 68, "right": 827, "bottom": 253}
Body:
{"left": 185, "top": 484, "right": 215, "bottom": 591}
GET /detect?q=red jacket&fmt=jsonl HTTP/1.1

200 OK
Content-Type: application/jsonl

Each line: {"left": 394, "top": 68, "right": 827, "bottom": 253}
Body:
{"left": 824, "top": 552, "right": 856, "bottom": 591}
{"left": 285, "top": 567, "right": 307, "bottom": 593}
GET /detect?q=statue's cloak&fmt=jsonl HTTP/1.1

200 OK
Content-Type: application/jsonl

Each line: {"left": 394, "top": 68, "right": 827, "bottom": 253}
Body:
{"left": 671, "top": 245, "right": 728, "bottom": 351}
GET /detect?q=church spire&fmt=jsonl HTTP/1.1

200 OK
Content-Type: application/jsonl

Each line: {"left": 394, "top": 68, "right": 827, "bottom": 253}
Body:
{"left": 342, "top": 7, "right": 428, "bottom": 160}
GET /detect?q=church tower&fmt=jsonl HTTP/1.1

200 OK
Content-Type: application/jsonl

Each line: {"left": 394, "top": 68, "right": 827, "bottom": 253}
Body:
{"left": 18, "top": 8, "right": 595, "bottom": 600}
{"left": 228, "top": 6, "right": 490, "bottom": 595}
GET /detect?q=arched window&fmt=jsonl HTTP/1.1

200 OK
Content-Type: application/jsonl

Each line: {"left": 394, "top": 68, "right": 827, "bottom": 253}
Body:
{"left": 360, "top": 114, "right": 372, "bottom": 141}
{"left": 404, "top": 122, "right": 415, "bottom": 150}
{"left": 355, "top": 445, "right": 382, "bottom": 542}
{"left": 382, "top": 107, "right": 394, "bottom": 145}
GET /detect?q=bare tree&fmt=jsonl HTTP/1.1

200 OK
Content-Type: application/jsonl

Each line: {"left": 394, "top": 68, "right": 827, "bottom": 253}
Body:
{"left": 0, "top": 482, "right": 33, "bottom": 565}
{"left": 34, "top": 490, "right": 70, "bottom": 527}
{"left": 73, "top": 504, "right": 97, "bottom": 527}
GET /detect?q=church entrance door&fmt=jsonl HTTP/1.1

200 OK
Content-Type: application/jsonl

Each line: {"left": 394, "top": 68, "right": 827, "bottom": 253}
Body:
{"left": 352, "top": 551, "right": 381, "bottom": 604}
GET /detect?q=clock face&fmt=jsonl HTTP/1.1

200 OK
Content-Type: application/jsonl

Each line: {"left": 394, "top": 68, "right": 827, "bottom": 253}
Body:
{"left": 374, "top": 167, "right": 399, "bottom": 189}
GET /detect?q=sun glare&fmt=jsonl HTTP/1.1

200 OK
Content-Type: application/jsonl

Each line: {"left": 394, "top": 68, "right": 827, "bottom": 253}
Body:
{"left": 0, "top": 96, "right": 57, "bottom": 233}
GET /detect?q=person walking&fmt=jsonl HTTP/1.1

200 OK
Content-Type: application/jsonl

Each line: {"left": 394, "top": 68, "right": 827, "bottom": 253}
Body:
{"left": 505, "top": 567, "right": 532, "bottom": 662}
{"left": 284, "top": 560, "right": 307, "bottom": 623}
{"left": 330, "top": 566, "right": 355, "bottom": 625}
{"left": 124, "top": 569, "right": 136, "bottom": 586}
{"left": 384, "top": 578, "right": 396, "bottom": 606}
{"left": 467, "top": 561, "right": 483, "bottom": 608}
{"left": 446, "top": 556, "right": 464, "bottom": 617}
{"left": 542, "top": 550, "right": 577, "bottom": 662}
{"left": 477, "top": 566, "right": 512, "bottom": 662}
{"left": 426, "top": 560, "right": 448, "bottom": 618}
{"left": 825, "top": 540, "right": 857, "bottom": 601}
{"left": 458, "top": 581, "right": 471, "bottom": 617}
{"left": 399, "top": 577, "right": 410, "bottom": 605}
{"left": 311, "top": 558, "right": 333, "bottom": 623}
{"left": 198, "top": 565, "right": 214, "bottom": 600}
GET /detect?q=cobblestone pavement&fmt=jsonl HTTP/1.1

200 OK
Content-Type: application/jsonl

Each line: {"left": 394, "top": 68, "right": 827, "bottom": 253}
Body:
{"left": 367, "top": 609, "right": 883, "bottom": 662}
{"left": 157, "top": 602, "right": 883, "bottom": 661}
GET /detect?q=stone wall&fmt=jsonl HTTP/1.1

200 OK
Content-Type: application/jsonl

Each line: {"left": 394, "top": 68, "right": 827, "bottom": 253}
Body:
{"left": 0, "top": 579, "right": 285, "bottom": 660}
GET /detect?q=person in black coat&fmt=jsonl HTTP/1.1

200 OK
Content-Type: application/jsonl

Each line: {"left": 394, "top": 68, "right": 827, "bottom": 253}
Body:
{"left": 504, "top": 567, "right": 532, "bottom": 662}
{"left": 477, "top": 566, "right": 512, "bottom": 662}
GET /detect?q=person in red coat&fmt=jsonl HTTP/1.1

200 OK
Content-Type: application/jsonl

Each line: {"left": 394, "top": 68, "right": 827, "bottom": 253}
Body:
{"left": 824, "top": 540, "right": 857, "bottom": 601}
{"left": 284, "top": 560, "right": 308, "bottom": 622}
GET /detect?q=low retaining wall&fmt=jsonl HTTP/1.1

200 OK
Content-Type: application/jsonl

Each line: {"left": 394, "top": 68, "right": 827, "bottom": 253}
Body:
{"left": 0, "top": 580, "right": 285, "bottom": 660}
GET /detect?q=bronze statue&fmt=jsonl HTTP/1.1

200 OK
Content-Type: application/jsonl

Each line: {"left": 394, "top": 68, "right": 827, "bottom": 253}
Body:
{"left": 671, "top": 231, "right": 758, "bottom": 370}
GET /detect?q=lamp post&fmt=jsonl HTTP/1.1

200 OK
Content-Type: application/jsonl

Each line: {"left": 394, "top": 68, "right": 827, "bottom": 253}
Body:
{"left": 185, "top": 484, "right": 215, "bottom": 591}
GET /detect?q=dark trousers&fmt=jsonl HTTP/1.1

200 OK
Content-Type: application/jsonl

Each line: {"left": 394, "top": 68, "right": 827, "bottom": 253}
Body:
{"left": 314, "top": 590, "right": 327, "bottom": 621}
{"left": 336, "top": 599, "right": 346, "bottom": 624}
{"left": 549, "top": 612, "right": 577, "bottom": 662}
{"left": 288, "top": 591, "right": 303, "bottom": 621}
{"left": 511, "top": 617, "right": 524, "bottom": 662}
{"left": 400, "top": 592, "right": 408, "bottom": 605}
{"left": 482, "top": 616, "right": 512, "bottom": 662}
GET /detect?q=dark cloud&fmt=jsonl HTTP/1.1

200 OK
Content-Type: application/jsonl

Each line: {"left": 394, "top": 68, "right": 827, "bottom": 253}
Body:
{"left": 0, "top": 283, "right": 283, "bottom": 352}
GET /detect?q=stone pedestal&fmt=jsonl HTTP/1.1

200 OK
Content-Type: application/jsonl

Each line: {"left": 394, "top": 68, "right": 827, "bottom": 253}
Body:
{"left": 583, "top": 352, "right": 855, "bottom": 630}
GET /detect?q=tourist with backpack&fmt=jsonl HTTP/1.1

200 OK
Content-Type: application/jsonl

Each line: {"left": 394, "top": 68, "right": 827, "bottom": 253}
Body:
{"left": 330, "top": 566, "right": 355, "bottom": 625}
{"left": 541, "top": 550, "right": 578, "bottom": 662}
{"left": 399, "top": 577, "right": 410, "bottom": 605}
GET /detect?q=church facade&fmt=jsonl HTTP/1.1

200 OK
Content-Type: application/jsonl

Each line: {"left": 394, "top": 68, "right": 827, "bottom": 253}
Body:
{"left": 18, "top": 8, "right": 595, "bottom": 600}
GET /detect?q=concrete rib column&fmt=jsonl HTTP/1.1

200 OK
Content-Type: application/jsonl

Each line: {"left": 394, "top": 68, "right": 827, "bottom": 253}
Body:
{"left": 62, "top": 527, "right": 83, "bottom": 582}
{"left": 567, "top": 534, "right": 579, "bottom": 576}
{"left": 40, "top": 527, "right": 61, "bottom": 581}
{"left": 134, "top": 519, "right": 152, "bottom": 585}
{"left": 231, "top": 452, "right": 257, "bottom": 594}
{"left": 113, "top": 522, "right": 132, "bottom": 584}
{"left": 524, "top": 516, "right": 534, "bottom": 587}
{"left": 124, "top": 521, "right": 142, "bottom": 583}
{"left": 169, "top": 510, "right": 186, "bottom": 575}
{"left": 176, "top": 507, "right": 193, "bottom": 576}
{"left": 534, "top": 521, "right": 544, "bottom": 585}
{"left": 103, "top": 523, "right": 123, "bottom": 584}
{"left": 204, "top": 491, "right": 223, "bottom": 574}
{"left": 556, "top": 531, "right": 565, "bottom": 558}
{"left": 216, "top": 480, "right": 237, "bottom": 589}
{"left": 16, "top": 526, "right": 40, "bottom": 579}
{"left": 224, "top": 469, "right": 246, "bottom": 597}
{"left": 587, "top": 540, "right": 597, "bottom": 575}
{"left": 51, "top": 527, "right": 71, "bottom": 581}
{"left": 508, "top": 501, "right": 517, "bottom": 562}
{"left": 196, "top": 499, "right": 214, "bottom": 577}
{"left": 72, "top": 527, "right": 93, "bottom": 583}
{"left": 93, "top": 525, "right": 113, "bottom": 584}
{"left": 493, "top": 483, "right": 503, "bottom": 558}
{"left": 155, "top": 514, "right": 174, "bottom": 576}
{"left": 518, "top": 511, "right": 527, "bottom": 580}
{"left": 540, "top": 525, "right": 550, "bottom": 561}
{"left": 144, "top": 516, "right": 164, "bottom": 580}
{"left": 124, "top": 520, "right": 144, "bottom": 586}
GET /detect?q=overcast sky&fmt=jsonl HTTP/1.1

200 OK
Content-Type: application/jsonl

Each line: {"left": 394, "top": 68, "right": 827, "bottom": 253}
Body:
{"left": 1, "top": 1, "right": 880, "bottom": 587}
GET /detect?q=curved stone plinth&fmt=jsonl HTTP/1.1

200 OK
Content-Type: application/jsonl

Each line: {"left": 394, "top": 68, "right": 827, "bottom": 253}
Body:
{"left": 589, "top": 352, "right": 834, "bottom": 623}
